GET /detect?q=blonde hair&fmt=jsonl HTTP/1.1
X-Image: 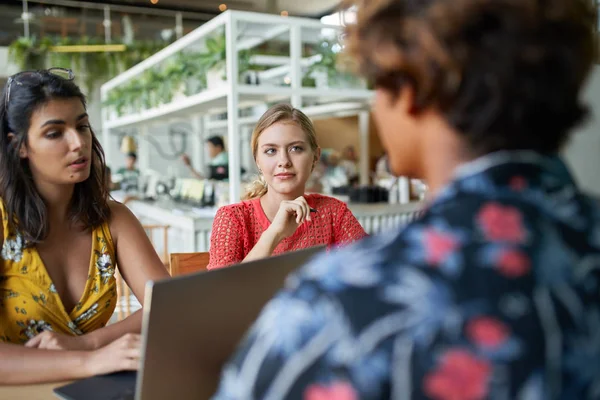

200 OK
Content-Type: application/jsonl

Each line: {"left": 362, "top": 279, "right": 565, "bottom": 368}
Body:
{"left": 243, "top": 104, "right": 319, "bottom": 200}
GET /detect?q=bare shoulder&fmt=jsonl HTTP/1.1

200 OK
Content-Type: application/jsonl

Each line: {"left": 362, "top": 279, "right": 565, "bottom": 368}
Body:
{"left": 108, "top": 200, "right": 137, "bottom": 221}
{"left": 107, "top": 200, "right": 141, "bottom": 241}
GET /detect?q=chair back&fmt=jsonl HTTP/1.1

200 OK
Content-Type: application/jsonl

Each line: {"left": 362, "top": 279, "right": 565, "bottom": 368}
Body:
{"left": 170, "top": 252, "right": 211, "bottom": 276}
{"left": 114, "top": 196, "right": 170, "bottom": 321}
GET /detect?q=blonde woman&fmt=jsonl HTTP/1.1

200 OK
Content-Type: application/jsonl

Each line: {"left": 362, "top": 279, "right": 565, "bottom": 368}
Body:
{"left": 207, "top": 104, "right": 366, "bottom": 269}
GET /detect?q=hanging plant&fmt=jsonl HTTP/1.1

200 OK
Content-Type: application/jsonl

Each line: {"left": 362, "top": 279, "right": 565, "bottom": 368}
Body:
{"left": 304, "top": 38, "right": 364, "bottom": 89}
{"left": 9, "top": 36, "right": 53, "bottom": 71}
{"left": 197, "top": 29, "right": 253, "bottom": 80}
{"left": 8, "top": 36, "right": 169, "bottom": 95}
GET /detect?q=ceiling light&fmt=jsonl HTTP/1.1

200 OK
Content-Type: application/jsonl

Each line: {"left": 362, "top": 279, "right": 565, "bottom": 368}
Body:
{"left": 150, "top": 0, "right": 158, "bottom": 4}
{"left": 280, "top": 10, "right": 289, "bottom": 17}
{"left": 219, "top": 4, "right": 227, "bottom": 12}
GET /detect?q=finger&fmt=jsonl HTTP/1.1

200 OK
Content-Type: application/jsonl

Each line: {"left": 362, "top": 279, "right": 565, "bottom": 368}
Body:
{"left": 43, "top": 343, "right": 63, "bottom": 350}
{"left": 118, "top": 334, "right": 142, "bottom": 349}
{"left": 292, "top": 200, "right": 308, "bottom": 224}
{"left": 295, "top": 197, "right": 311, "bottom": 221}
{"left": 293, "top": 198, "right": 308, "bottom": 223}
{"left": 121, "top": 333, "right": 142, "bottom": 341}
{"left": 25, "top": 334, "right": 43, "bottom": 348}
{"left": 123, "top": 341, "right": 142, "bottom": 352}
{"left": 283, "top": 202, "right": 302, "bottom": 224}
{"left": 120, "top": 358, "right": 140, "bottom": 371}
{"left": 125, "top": 348, "right": 141, "bottom": 359}
{"left": 299, "top": 199, "right": 312, "bottom": 222}
{"left": 38, "top": 337, "right": 56, "bottom": 350}
{"left": 291, "top": 203, "right": 304, "bottom": 224}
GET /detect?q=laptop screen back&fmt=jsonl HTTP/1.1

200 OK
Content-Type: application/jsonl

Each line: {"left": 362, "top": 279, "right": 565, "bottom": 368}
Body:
{"left": 135, "top": 245, "right": 324, "bottom": 400}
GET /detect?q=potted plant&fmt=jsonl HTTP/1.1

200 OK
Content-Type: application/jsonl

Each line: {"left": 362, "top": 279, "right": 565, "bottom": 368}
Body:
{"left": 304, "top": 39, "right": 365, "bottom": 89}
{"left": 9, "top": 36, "right": 53, "bottom": 71}
{"left": 198, "top": 30, "right": 228, "bottom": 89}
{"left": 177, "top": 51, "right": 207, "bottom": 96}
{"left": 197, "top": 29, "right": 253, "bottom": 89}
{"left": 139, "top": 68, "right": 163, "bottom": 110}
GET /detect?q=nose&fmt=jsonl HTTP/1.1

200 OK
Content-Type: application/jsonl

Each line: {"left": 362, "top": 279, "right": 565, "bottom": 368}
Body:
{"left": 66, "top": 129, "right": 84, "bottom": 151}
{"left": 277, "top": 151, "right": 292, "bottom": 168}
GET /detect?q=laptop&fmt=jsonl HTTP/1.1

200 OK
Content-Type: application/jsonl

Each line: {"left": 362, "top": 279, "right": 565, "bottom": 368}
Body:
{"left": 54, "top": 245, "right": 324, "bottom": 400}
{"left": 208, "top": 165, "right": 246, "bottom": 181}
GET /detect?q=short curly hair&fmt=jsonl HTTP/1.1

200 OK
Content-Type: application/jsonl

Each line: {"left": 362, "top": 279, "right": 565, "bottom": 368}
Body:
{"left": 344, "top": 0, "right": 596, "bottom": 155}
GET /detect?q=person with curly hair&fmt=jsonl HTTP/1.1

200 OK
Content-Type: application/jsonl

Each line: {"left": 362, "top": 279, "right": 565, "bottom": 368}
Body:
{"left": 212, "top": 0, "right": 600, "bottom": 398}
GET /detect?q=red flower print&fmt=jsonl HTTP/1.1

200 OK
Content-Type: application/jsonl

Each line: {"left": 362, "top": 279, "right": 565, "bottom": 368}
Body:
{"left": 424, "top": 350, "right": 491, "bottom": 400}
{"left": 477, "top": 203, "right": 526, "bottom": 243}
{"left": 424, "top": 229, "right": 459, "bottom": 264}
{"left": 304, "top": 381, "right": 358, "bottom": 400}
{"left": 466, "top": 317, "right": 510, "bottom": 348}
{"left": 509, "top": 176, "right": 527, "bottom": 191}
{"left": 497, "top": 249, "right": 531, "bottom": 278}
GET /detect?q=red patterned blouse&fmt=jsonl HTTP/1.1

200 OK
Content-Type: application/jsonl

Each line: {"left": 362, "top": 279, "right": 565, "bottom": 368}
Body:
{"left": 207, "top": 194, "right": 367, "bottom": 269}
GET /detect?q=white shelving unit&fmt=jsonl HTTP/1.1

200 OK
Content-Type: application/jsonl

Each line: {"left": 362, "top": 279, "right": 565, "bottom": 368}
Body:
{"left": 101, "top": 10, "right": 374, "bottom": 203}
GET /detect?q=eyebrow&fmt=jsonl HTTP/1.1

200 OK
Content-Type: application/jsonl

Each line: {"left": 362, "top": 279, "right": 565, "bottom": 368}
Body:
{"left": 40, "top": 113, "right": 88, "bottom": 128}
{"left": 261, "top": 140, "right": 306, "bottom": 148}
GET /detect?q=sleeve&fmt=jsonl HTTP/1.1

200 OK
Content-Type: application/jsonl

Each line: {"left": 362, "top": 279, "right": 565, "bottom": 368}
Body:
{"left": 206, "top": 207, "right": 246, "bottom": 270}
{"left": 333, "top": 204, "right": 367, "bottom": 245}
{"left": 210, "top": 256, "right": 369, "bottom": 400}
{"left": 211, "top": 220, "right": 547, "bottom": 399}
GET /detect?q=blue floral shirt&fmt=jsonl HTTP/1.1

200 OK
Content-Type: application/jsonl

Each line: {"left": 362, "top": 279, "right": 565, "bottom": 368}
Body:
{"left": 212, "top": 151, "right": 600, "bottom": 400}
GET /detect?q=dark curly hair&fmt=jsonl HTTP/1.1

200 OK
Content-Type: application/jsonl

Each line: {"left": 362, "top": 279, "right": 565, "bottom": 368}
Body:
{"left": 344, "top": 0, "right": 596, "bottom": 155}
{"left": 0, "top": 70, "right": 111, "bottom": 245}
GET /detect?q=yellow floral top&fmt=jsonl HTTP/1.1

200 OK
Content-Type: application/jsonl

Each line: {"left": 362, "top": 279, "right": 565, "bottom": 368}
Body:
{"left": 0, "top": 200, "right": 117, "bottom": 344}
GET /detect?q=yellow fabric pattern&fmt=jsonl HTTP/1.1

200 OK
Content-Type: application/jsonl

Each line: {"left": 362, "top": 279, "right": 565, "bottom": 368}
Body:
{"left": 0, "top": 200, "right": 117, "bottom": 344}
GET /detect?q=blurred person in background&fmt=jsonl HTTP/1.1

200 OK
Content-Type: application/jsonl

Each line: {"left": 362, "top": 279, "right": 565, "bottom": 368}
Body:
{"left": 212, "top": 0, "right": 600, "bottom": 398}
{"left": 340, "top": 145, "right": 359, "bottom": 186}
{"left": 322, "top": 149, "right": 350, "bottom": 192}
{"left": 114, "top": 152, "right": 140, "bottom": 192}
{"left": 181, "top": 135, "right": 229, "bottom": 180}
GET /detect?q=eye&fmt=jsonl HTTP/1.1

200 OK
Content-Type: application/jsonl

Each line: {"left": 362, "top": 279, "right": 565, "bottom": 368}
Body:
{"left": 77, "top": 124, "right": 91, "bottom": 132}
{"left": 46, "top": 131, "right": 61, "bottom": 139}
{"left": 290, "top": 146, "right": 304, "bottom": 152}
{"left": 264, "top": 148, "right": 276, "bottom": 155}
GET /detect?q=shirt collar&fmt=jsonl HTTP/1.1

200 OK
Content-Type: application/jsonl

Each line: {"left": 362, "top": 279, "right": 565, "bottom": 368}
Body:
{"left": 453, "top": 150, "right": 572, "bottom": 182}
{"left": 432, "top": 150, "right": 578, "bottom": 205}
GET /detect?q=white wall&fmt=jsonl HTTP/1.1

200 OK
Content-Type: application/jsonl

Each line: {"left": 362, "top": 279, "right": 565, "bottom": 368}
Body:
{"left": 563, "top": 65, "right": 600, "bottom": 196}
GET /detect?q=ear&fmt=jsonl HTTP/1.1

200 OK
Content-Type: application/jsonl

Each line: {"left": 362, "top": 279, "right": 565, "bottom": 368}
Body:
{"left": 397, "top": 84, "right": 418, "bottom": 116}
{"left": 7, "top": 133, "right": 27, "bottom": 158}
{"left": 379, "top": 84, "right": 418, "bottom": 116}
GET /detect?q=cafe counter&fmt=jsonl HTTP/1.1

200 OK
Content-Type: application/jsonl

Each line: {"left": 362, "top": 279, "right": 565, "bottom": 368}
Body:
{"left": 113, "top": 192, "right": 424, "bottom": 254}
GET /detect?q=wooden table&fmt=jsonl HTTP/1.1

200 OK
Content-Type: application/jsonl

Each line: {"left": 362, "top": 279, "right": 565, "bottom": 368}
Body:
{"left": 0, "top": 382, "right": 67, "bottom": 399}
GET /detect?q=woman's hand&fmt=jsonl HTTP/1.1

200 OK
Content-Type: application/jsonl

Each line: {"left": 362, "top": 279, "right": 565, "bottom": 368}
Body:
{"left": 267, "top": 196, "right": 312, "bottom": 242}
{"left": 242, "top": 196, "right": 315, "bottom": 264}
{"left": 25, "top": 331, "right": 97, "bottom": 351}
{"left": 83, "top": 333, "right": 142, "bottom": 376}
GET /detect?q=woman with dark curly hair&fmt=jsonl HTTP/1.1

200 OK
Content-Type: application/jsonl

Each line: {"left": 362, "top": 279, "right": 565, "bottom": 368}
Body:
{"left": 0, "top": 69, "right": 170, "bottom": 384}
{"left": 212, "top": 0, "right": 600, "bottom": 398}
